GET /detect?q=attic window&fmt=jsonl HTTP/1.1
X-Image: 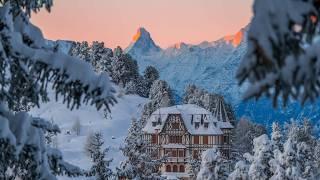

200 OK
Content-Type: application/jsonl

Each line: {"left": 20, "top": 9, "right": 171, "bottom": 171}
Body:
{"left": 152, "top": 122, "right": 157, "bottom": 127}
{"left": 195, "top": 122, "right": 200, "bottom": 129}
{"left": 204, "top": 122, "right": 209, "bottom": 128}
{"left": 213, "top": 122, "right": 217, "bottom": 127}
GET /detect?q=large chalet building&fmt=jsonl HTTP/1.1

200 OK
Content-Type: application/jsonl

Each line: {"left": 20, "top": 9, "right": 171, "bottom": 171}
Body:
{"left": 142, "top": 103, "right": 234, "bottom": 179}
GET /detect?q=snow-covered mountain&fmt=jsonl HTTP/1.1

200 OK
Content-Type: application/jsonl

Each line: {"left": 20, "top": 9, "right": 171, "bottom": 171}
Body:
{"left": 126, "top": 27, "right": 320, "bottom": 132}
{"left": 125, "top": 27, "right": 161, "bottom": 55}
{"left": 126, "top": 27, "right": 248, "bottom": 103}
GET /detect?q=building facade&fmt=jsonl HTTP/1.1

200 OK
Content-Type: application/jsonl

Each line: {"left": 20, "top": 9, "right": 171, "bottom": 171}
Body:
{"left": 142, "top": 104, "right": 234, "bottom": 179}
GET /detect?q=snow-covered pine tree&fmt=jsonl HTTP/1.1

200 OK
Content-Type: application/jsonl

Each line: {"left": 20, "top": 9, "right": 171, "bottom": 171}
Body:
{"left": 271, "top": 122, "right": 283, "bottom": 151}
{"left": 282, "top": 121, "right": 316, "bottom": 179}
{"left": 187, "top": 158, "right": 201, "bottom": 179}
{"left": 0, "top": 1, "right": 116, "bottom": 179}
{"left": 44, "top": 119, "right": 59, "bottom": 146}
{"left": 89, "top": 41, "right": 113, "bottom": 73}
{"left": 141, "top": 80, "right": 175, "bottom": 125}
{"left": 126, "top": 65, "right": 160, "bottom": 98}
{"left": 183, "top": 84, "right": 206, "bottom": 108}
{"left": 237, "top": 0, "right": 320, "bottom": 106}
{"left": 124, "top": 80, "right": 138, "bottom": 95}
{"left": 197, "top": 147, "right": 229, "bottom": 180}
{"left": 110, "top": 47, "right": 139, "bottom": 87}
{"left": 85, "top": 132, "right": 113, "bottom": 180}
{"left": 125, "top": 76, "right": 149, "bottom": 98}
{"left": 72, "top": 118, "right": 81, "bottom": 136}
{"left": 231, "top": 121, "right": 320, "bottom": 180}
{"left": 269, "top": 122, "right": 286, "bottom": 180}
{"left": 231, "top": 118, "right": 267, "bottom": 159}
{"left": 143, "top": 66, "right": 159, "bottom": 94}
{"left": 314, "top": 141, "right": 320, "bottom": 178}
{"left": 228, "top": 161, "right": 249, "bottom": 180}
{"left": 247, "top": 134, "right": 273, "bottom": 180}
{"left": 144, "top": 66, "right": 159, "bottom": 83}
{"left": 282, "top": 136, "right": 300, "bottom": 179}
{"left": 117, "top": 118, "right": 163, "bottom": 180}
{"left": 70, "top": 41, "right": 91, "bottom": 62}
{"left": 135, "top": 76, "right": 150, "bottom": 98}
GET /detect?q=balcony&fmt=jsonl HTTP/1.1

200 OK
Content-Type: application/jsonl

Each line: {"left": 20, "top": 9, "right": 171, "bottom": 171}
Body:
{"left": 166, "top": 157, "right": 186, "bottom": 163}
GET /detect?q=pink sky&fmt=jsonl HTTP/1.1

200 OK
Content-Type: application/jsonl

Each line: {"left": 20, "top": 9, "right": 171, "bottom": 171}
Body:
{"left": 31, "top": 0, "right": 253, "bottom": 49}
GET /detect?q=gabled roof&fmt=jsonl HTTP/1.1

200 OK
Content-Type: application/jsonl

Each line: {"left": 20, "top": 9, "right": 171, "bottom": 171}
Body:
{"left": 143, "top": 104, "right": 232, "bottom": 135}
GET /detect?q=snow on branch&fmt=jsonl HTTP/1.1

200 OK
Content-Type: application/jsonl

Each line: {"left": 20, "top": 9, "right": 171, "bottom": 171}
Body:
{"left": 47, "top": 148, "right": 86, "bottom": 177}
{"left": 237, "top": 0, "right": 320, "bottom": 106}
{"left": 31, "top": 117, "right": 60, "bottom": 134}
{"left": 0, "top": 3, "right": 116, "bottom": 112}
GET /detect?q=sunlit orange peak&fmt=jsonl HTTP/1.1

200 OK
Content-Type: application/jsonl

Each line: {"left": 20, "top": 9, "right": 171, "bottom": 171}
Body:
{"left": 132, "top": 30, "right": 141, "bottom": 42}
{"left": 224, "top": 29, "right": 244, "bottom": 47}
{"left": 132, "top": 27, "right": 148, "bottom": 42}
{"left": 174, "top": 42, "right": 186, "bottom": 49}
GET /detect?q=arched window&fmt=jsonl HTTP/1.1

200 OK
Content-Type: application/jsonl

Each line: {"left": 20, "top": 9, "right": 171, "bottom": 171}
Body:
{"left": 166, "top": 165, "right": 171, "bottom": 172}
{"left": 179, "top": 165, "right": 185, "bottom": 172}
{"left": 173, "top": 165, "right": 178, "bottom": 172}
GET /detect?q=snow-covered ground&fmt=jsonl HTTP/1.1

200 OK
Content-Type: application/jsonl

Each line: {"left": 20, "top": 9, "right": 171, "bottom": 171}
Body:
{"left": 30, "top": 86, "right": 148, "bottom": 179}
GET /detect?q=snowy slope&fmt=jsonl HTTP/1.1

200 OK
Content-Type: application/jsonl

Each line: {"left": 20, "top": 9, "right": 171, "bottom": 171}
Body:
{"left": 30, "top": 85, "right": 148, "bottom": 179}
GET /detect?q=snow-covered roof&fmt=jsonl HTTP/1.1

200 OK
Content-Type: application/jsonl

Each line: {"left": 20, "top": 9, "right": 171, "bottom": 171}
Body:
{"left": 217, "top": 121, "right": 234, "bottom": 129}
{"left": 143, "top": 104, "right": 232, "bottom": 135}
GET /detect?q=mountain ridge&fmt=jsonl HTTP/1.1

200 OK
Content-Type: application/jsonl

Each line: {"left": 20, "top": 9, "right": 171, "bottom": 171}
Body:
{"left": 125, "top": 26, "right": 320, "bottom": 132}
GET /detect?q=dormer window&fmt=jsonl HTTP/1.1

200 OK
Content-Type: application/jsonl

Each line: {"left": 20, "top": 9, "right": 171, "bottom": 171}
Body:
{"left": 157, "top": 117, "right": 162, "bottom": 125}
{"left": 204, "top": 122, "right": 209, "bottom": 128}
{"left": 152, "top": 122, "right": 157, "bottom": 127}
{"left": 200, "top": 114, "right": 204, "bottom": 124}
{"left": 191, "top": 115, "right": 194, "bottom": 125}
{"left": 195, "top": 122, "right": 200, "bottom": 129}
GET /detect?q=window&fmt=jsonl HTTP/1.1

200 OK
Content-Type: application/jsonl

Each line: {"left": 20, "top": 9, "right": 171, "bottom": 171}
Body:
{"left": 178, "top": 150, "right": 185, "bottom": 157}
{"left": 223, "top": 135, "right": 229, "bottom": 144}
{"left": 165, "top": 149, "right": 171, "bottom": 156}
{"left": 179, "top": 165, "right": 185, "bottom": 172}
{"left": 203, "top": 136, "right": 208, "bottom": 145}
{"left": 152, "top": 122, "right": 157, "bottom": 127}
{"left": 194, "top": 136, "right": 199, "bottom": 144}
{"left": 214, "top": 136, "right": 218, "bottom": 144}
{"left": 166, "top": 165, "right": 171, "bottom": 172}
{"left": 172, "top": 150, "right": 177, "bottom": 157}
{"left": 172, "top": 122, "right": 179, "bottom": 129}
{"left": 151, "top": 134, "right": 157, "bottom": 144}
{"left": 193, "top": 150, "right": 199, "bottom": 159}
{"left": 200, "top": 115, "right": 204, "bottom": 124}
{"left": 195, "top": 122, "right": 200, "bottom": 129}
{"left": 169, "top": 136, "right": 182, "bottom": 144}
{"left": 213, "top": 122, "right": 217, "bottom": 127}
{"left": 191, "top": 115, "right": 194, "bottom": 124}
{"left": 204, "top": 122, "right": 209, "bottom": 128}
{"left": 173, "top": 165, "right": 178, "bottom": 172}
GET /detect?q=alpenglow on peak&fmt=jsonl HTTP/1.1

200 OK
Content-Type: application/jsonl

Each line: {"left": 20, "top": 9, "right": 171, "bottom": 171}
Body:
{"left": 125, "top": 27, "right": 161, "bottom": 55}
